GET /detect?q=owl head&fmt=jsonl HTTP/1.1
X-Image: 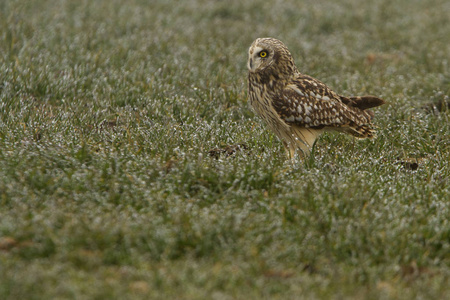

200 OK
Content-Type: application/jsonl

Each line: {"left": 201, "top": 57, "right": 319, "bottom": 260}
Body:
{"left": 247, "top": 37, "right": 297, "bottom": 75}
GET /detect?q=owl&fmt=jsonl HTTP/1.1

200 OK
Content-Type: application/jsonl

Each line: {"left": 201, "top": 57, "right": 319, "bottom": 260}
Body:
{"left": 247, "top": 37, "right": 385, "bottom": 159}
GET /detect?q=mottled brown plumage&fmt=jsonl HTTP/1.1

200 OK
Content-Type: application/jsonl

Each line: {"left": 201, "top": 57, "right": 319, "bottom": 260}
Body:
{"left": 247, "top": 37, "right": 385, "bottom": 159}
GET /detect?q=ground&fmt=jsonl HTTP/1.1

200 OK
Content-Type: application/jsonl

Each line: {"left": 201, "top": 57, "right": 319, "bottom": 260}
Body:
{"left": 0, "top": 0, "right": 449, "bottom": 299}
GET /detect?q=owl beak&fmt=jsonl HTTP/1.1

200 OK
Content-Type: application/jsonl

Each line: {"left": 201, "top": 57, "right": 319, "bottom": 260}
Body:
{"left": 248, "top": 58, "right": 254, "bottom": 72}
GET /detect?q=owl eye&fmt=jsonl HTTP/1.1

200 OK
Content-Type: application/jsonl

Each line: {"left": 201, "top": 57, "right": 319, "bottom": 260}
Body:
{"left": 259, "top": 51, "right": 268, "bottom": 58}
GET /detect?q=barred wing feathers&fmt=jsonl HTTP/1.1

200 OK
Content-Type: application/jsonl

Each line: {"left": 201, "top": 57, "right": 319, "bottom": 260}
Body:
{"left": 272, "top": 74, "right": 384, "bottom": 138}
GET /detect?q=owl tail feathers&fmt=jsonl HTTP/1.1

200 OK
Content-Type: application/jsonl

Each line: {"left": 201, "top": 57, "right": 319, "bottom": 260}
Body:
{"left": 342, "top": 96, "right": 385, "bottom": 119}
{"left": 345, "top": 96, "right": 385, "bottom": 110}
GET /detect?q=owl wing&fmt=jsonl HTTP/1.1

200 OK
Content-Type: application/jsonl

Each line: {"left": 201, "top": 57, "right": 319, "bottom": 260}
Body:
{"left": 272, "top": 74, "right": 374, "bottom": 130}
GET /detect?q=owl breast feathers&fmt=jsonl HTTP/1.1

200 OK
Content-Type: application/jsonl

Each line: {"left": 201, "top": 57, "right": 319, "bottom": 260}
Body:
{"left": 247, "top": 37, "right": 385, "bottom": 159}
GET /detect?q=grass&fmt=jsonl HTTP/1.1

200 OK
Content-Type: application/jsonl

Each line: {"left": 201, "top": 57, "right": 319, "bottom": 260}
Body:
{"left": 0, "top": 0, "right": 449, "bottom": 299}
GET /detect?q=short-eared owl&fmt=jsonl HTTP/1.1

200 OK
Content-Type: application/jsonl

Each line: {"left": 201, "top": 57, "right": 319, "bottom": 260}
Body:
{"left": 247, "top": 37, "right": 385, "bottom": 159}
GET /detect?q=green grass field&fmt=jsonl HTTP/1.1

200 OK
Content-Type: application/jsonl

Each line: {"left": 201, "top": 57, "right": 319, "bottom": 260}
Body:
{"left": 1, "top": 0, "right": 449, "bottom": 299}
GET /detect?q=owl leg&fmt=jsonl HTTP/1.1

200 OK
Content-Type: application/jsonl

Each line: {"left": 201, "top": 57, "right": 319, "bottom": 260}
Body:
{"left": 283, "top": 140, "right": 306, "bottom": 162}
{"left": 282, "top": 141, "right": 294, "bottom": 159}
{"left": 289, "top": 127, "right": 322, "bottom": 160}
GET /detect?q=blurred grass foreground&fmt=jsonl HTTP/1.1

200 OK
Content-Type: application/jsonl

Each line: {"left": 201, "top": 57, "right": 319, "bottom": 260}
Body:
{"left": 0, "top": 0, "right": 449, "bottom": 299}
